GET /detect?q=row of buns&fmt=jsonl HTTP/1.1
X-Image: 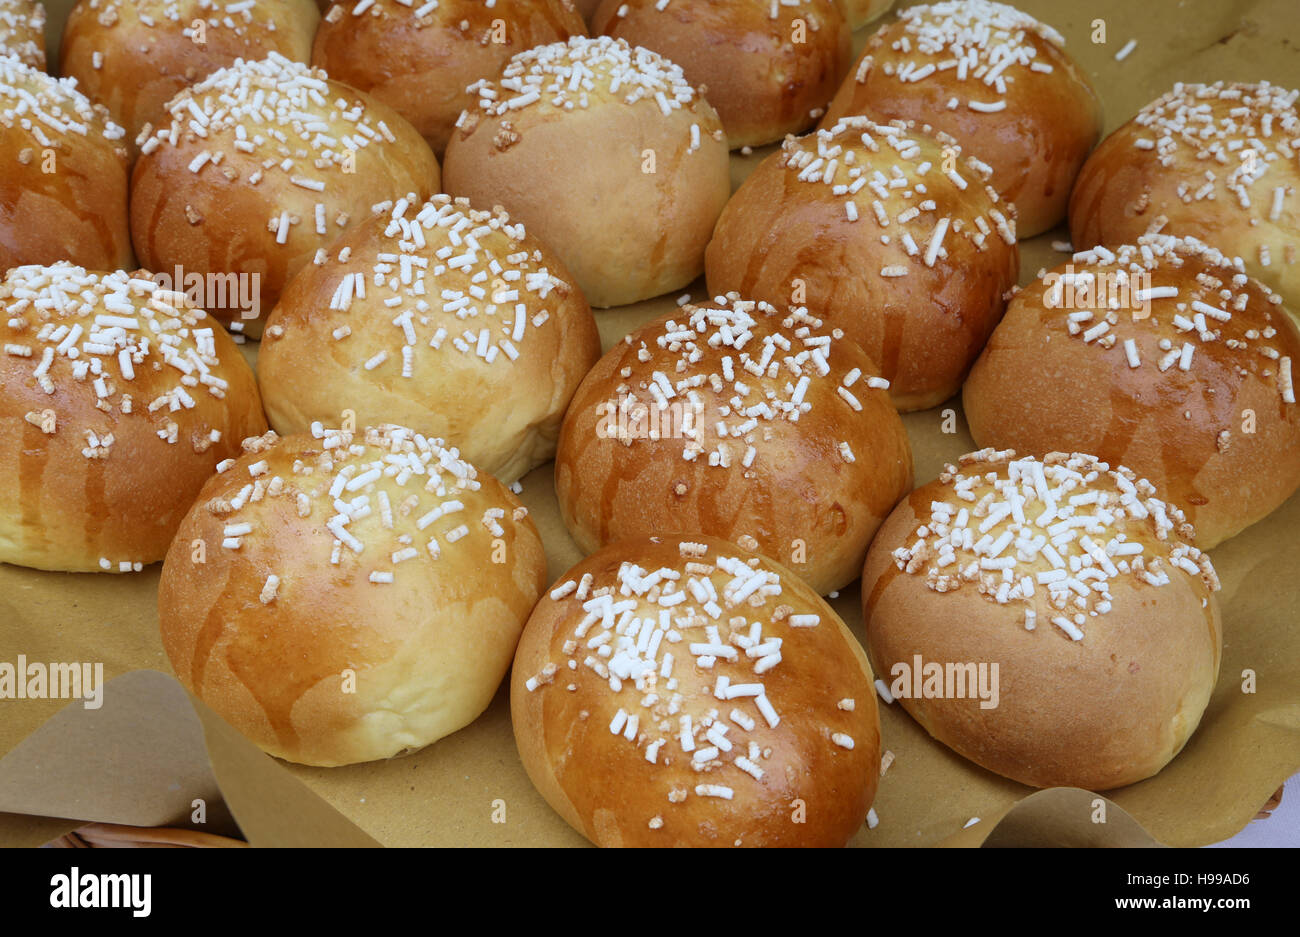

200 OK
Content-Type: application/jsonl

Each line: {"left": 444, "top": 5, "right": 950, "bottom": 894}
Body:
{"left": 1, "top": 0, "right": 1297, "bottom": 848}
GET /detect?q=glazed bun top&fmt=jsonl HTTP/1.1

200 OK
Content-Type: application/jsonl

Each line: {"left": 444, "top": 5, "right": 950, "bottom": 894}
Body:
{"left": 778, "top": 115, "right": 1017, "bottom": 255}
{"left": 0, "top": 261, "right": 252, "bottom": 452}
{"left": 1069, "top": 80, "right": 1300, "bottom": 303}
{"left": 0, "top": 57, "right": 127, "bottom": 153}
{"left": 886, "top": 449, "right": 1220, "bottom": 640}
{"left": 61, "top": 0, "right": 321, "bottom": 138}
{"left": 0, "top": 0, "right": 45, "bottom": 70}
{"left": 201, "top": 423, "right": 531, "bottom": 597}
{"left": 824, "top": 0, "right": 1100, "bottom": 236}
{"left": 279, "top": 192, "right": 585, "bottom": 365}
{"left": 457, "top": 34, "right": 712, "bottom": 146}
{"left": 594, "top": 292, "right": 892, "bottom": 467}
{"left": 1126, "top": 81, "right": 1297, "bottom": 213}
{"left": 132, "top": 51, "right": 439, "bottom": 324}
{"left": 863, "top": 0, "right": 1067, "bottom": 95}
{"left": 140, "top": 51, "right": 402, "bottom": 179}
{"left": 1040, "top": 233, "right": 1297, "bottom": 406}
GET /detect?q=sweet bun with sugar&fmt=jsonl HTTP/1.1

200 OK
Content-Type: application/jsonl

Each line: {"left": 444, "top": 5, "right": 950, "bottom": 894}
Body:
{"left": 707, "top": 115, "right": 1019, "bottom": 411}
{"left": 443, "top": 36, "right": 730, "bottom": 309}
{"left": 1070, "top": 80, "right": 1300, "bottom": 313}
{"left": 259, "top": 194, "right": 601, "bottom": 483}
{"left": 313, "top": 0, "right": 586, "bottom": 156}
{"left": 513, "top": 534, "right": 881, "bottom": 847}
{"left": 0, "top": 262, "right": 267, "bottom": 573}
{"left": 592, "top": 0, "right": 851, "bottom": 149}
{"left": 863, "top": 449, "right": 1221, "bottom": 791}
{"left": 823, "top": 0, "right": 1102, "bottom": 238}
{"left": 0, "top": 58, "right": 133, "bottom": 272}
{"left": 555, "top": 293, "right": 913, "bottom": 594}
{"left": 964, "top": 233, "right": 1300, "bottom": 548}
{"left": 130, "top": 53, "right": 440, "bottom": 336}
{"left": 158, "top": 423, "right": 547, "bottom": 767}
{"left": 61, "top": 0, "right": 320, "bottom": 140}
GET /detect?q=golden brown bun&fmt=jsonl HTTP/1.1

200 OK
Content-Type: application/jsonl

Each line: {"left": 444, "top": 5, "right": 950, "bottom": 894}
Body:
{"left": 259, "top": 194, "right": 601, "bottom": 484}
{"left": 0, "top": 59, "right": 134, "bottom": 272}
{"left": 130, "top": 54, "right": 440, "bottom": 337}
{"left": 862, "top": 449, "right": 1222, "bottom": 791}
{"left": 158, "top": 424, "right": 548, "bottom": 767}
{"left": 592, "top": 0, "right": 850, "bottom": 149}
{"left": 1070, "top": 81, "right": 1300, "bottom": 312}
{"left": 61, "top": 0, "right": 320, "bottom": 141}
{"left": 512, "top": 535, "right": 880, "bottom": 846}
{"left": 706, "top": 116, "right": 1019, "bottom": 411}
{"left": 834, "top": 0, "right": 894, "bottom": 30}
{"left": 572, "top": 0, "right": 600, "bottom": 23}
{"left": 822, "top": 0, "right": 1102, "bottom": 238}
{"left": 964, "top": 234, "right": 1300, "bottom": 549}
{"left": 442, "top": 36, "right": 730, "bottom": 308}
{"left": 0, "top": 263, "right": 268, "bottom": 573}
{"left": 555, "top": 294, "right": 913, "bottom": 594}
{"left": 314, "top": 0, "right": 585, "bottom": 157}
{"left": 0, "top": 0, "right": 45, "bottom": 70}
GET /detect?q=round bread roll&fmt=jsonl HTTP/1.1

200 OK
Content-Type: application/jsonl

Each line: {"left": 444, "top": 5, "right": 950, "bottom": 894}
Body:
{"left": 1070, "top": 81, "right": 1300, "bottom": 313}
{"left": 706, "top": 116, "right": 1020, "bottom": 411}
{"left": 591, "top": 0, "right": 851, "bottom": 149}
{"left": 0, "top": 0, "right": 45, "bottom": 70}
{"left": 834, "top": 0, "right": 895, "bottom": 31}
{"left": 313, "top": 0, "right": 586, "bottom": 156}
{"left": 555, "top": 294, "right": 913, "bottom": 595}
{"left": 442, "top": 36, "right": 731, "bottom": 309}
{"left": 862, "top": 449, "right": 1222, "bottom": 791}
{"left": 964, "top": 234, "right": 1300, "bottom": 549}
{"left": 259, "top": 194, "right": 601, "bottom": 484}
{"left": 130, "top": 53, "right": 440, "bottom": 337}
{"left": 0, "top": 59, "right": 134, "bottom": 272}
{"left": 61, "top": 0, "right": 320, "bottom": 141}
{"left": 822, "top": 0, "right": 1102, "bottom": 238}
{"left": 513, "top": 535, "right": 880, "bottom": 847}
{"left": 0, "top": 263, "right": 268, "bottom": 573}
{"left": 158, "top": 423, "right": 548, "bottom": 767}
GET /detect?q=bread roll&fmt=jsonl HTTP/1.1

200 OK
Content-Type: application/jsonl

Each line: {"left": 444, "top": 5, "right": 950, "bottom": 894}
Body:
{"left": 0, "top": 0, "right": 45, "bottom": 70}
{"left": 158, "top": 423, "right": 548, "bottom": 767}
{"left": 822, "top": 0, "right": 1102, "bottom": 238}
{"left": 0, "top": 263, "right": 268, "bottom": 573}
{"left": 706, "top": 116, "right": 1019, "bottom": 411}
{"left": 834, "top": 0, "right": 895, "bottom": 30}
{"left": 61, "top": 0, "right": 320, "bottom": 141}
{"left": 1070, "top": 81, "right": 1300, "bottom": 312}
{"left": 313, "top": 0, "right": 585, "bottom": 156}
{"left": 512, "top": 535, "right": 880, "bottom": 847}
{"left": 0, "top": 59, "right": 134, "bottom": 272}
{"left": 592, "top": 0, "right": 851, "bottom": 149}
{"left": 555, "top": 293, "right": 913, "bottom": 595}
{"left": 130, "top": 53, "right": 440, "bottom": 337}
{"left": 963, "top": 234, "right": 1300, "bottom": 549}
{"left": 862, "top": 449, "right": 1221, "bottom": 791}
{"left": 572, "top": 0, "right": 599, "bottom": 23}
{"left": 442, "top": 36, "right": 730, "bottom": 308}
{"left": 259, "top": 194, "right": 601, "bottom": 484}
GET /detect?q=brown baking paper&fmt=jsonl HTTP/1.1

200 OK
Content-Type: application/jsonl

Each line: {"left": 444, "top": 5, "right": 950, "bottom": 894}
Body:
{"left": 2, "top": 0, "right": 1297, "bottom": 848}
